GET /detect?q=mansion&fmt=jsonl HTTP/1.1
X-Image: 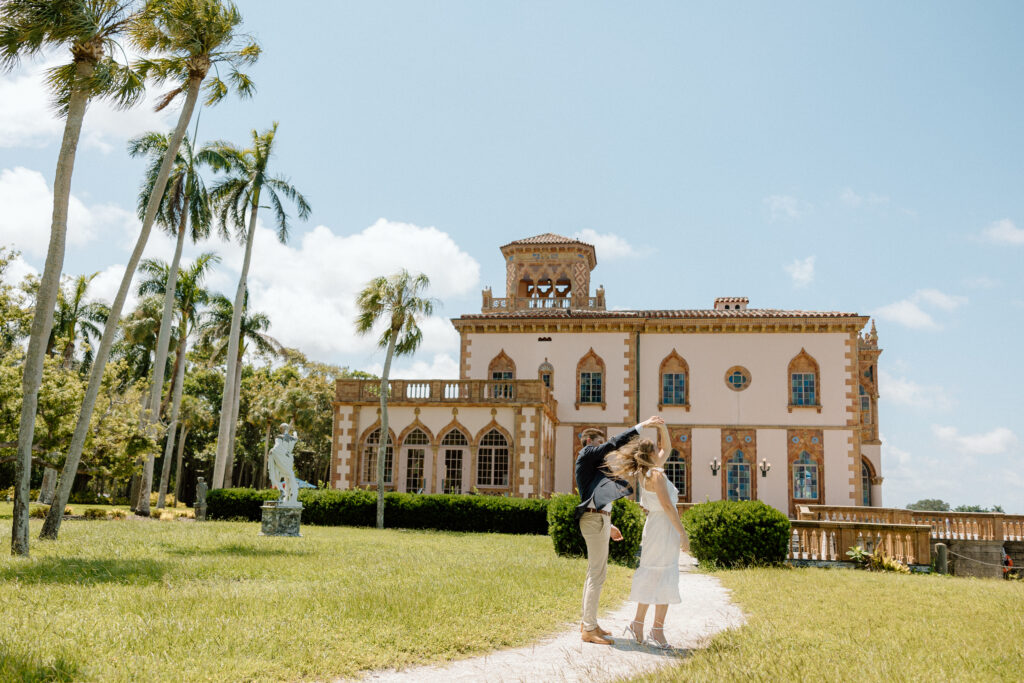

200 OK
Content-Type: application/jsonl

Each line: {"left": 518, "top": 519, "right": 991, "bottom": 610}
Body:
{"left": 330, "top": 233, "right": 883, "bottom": 517}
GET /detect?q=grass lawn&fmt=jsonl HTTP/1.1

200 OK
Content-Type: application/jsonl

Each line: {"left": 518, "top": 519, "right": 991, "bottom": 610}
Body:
{"left": 633, "top": 566, "right": 1024, "bottom": 682}
{"left": 0, "top": 502, "right": 138, "bottom": 519}
{"left": 0, "top": 514, "right": 631, "bottom": 682}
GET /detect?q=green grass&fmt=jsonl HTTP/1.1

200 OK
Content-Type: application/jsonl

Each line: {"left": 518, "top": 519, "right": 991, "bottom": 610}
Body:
{"left": 0, "top": 502, "right": 136, "bottom": 520}
{"left": 0, "top": 515, "right": 631, "bottom": 682}
{"left": 632, "top": 567, "right": 1024, "bottom": 682}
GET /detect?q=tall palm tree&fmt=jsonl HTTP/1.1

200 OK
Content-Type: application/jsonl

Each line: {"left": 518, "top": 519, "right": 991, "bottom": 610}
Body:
{"left": 201, "top": 291, "right": 281, "bottom": 487}
{"left": 172, "top": 392, "right": 210, "bottom": 504}
{"left": 355, "top": 270, "right": 434, "bottom": 528}
{"left": 2, "top": 0, "right": 144, "bottom": 556}
{"left": 42, "top": 0, "right": 259, "bottom": 541}
{"left": 204, "top": 123, "right": 310, "bottom": 488}
{"left": 136, "top": 252, "right": 219, "bottom": 509}
{"left": 47, "top": 273, "right": 108, "bottom": 371}
{"left": 118, "top": 295, "right": 172, "bottom": 383}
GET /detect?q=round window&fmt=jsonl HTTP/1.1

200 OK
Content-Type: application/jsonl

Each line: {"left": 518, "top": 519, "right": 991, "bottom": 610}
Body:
{"left": 725, "top": 366, "right": 751, "bottom": 391}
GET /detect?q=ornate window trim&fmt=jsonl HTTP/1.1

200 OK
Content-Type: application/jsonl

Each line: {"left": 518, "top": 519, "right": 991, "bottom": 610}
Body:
{"left": 538, "top": 359, "right": 554, "bottom": 390}
{"left": 787, "top": 429, "right": 824, "bottom": 516}
{"left": 658, "top": 350, "right": 690, "bottom": 411}
{"left": 667, "top": 427, "right": 692, "bottom": 503}
{"left": 358, "top": 423, "right": 397, "bottom": 488}
{"left": 861, "top": 457, "right": 880, "bottom": 507}
{"left": 474, "top": 422, "right": 514, "bottom": 491}
{"left": 721, "top": 429, "right": 756, "bottom": 501}
{"left": 787, "top": 348, "right": 822, "bottom": 413}
{"left": 575, "top": 348, "right": 606, "bottom": 409}
{"left": 724, "top": 366, "right": 751, "bottom": 392}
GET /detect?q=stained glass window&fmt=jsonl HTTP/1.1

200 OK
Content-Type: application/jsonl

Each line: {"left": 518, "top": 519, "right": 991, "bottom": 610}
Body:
{"left": 726, "top": 451, "right": 751, "bottom": 501}
{"left": 726, "top": 367, "right": 750, "bottom": 391}
{"left": 793, "top": 452, "right": 818, "bottom": 500}
{"left": 860, "top": 385, "right": 872, "bottom": 425}
{"left": 580, "top": 372, "right": 603, "bottom": 404}
{"left": 665, "top": 448, "right": 686, "bottom": 496}
{"left": 791, "top": 372, "right": 816, "bottom": 406}
{"left": 662, "top": 373, "right": 687, "bottom": 405}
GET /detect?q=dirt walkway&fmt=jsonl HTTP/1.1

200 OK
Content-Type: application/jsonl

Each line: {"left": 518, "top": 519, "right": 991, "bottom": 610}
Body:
{"left": 347, "top": 554, "right": 745, "bottom": 682}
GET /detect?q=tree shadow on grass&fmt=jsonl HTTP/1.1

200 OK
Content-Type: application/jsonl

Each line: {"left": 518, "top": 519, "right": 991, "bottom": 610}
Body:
{"left": 162, "top": 542, "right": 311, "bottom": 558}
{"left": 0, "top": 643, "right": 79, "bottom": 682}
{"left": 0, "top": 557, "right": 167, "bottom": 585}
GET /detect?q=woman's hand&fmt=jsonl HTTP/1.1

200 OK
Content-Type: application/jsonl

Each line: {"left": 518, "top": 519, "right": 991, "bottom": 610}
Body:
{"left": 610, "top": 524, "right": 623, "bottom": 542}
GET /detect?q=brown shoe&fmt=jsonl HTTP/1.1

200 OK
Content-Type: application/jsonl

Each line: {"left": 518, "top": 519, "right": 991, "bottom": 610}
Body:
{"left": 580, "top": 623, "right": 611, "bottom": 637}
{"left": 581, "top": 628, "right": 613, "bottom": 645}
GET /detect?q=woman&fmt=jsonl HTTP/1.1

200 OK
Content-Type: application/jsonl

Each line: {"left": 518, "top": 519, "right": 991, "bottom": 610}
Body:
{"left": 605, "top": 421, "right": 684, "bottom": 648}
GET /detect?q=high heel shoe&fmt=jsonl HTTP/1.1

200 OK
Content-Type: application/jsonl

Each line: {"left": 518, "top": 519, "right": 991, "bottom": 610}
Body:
{"left": 648, "top": 626, "right": 672, "bottom": 649}
{"left": 622, "top": 619, "right": 644, "bottom": 643}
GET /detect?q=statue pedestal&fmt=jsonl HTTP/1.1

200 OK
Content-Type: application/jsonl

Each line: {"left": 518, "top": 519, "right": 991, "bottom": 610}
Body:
{"left": 260, "top": 502, "right": 303, "bottom": 537}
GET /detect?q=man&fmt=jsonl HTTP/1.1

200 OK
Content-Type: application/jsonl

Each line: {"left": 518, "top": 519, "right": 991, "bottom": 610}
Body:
{"left": 576, "top": 415, "right": 665, "bottom": 644}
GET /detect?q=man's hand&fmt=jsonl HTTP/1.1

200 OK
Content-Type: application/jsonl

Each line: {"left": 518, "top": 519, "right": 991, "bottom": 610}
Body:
{"left": 641, "top": 416, "right": 665, "bottom": 428}
{"left": 610, "top": 524, "right": 623, "bottom": 542}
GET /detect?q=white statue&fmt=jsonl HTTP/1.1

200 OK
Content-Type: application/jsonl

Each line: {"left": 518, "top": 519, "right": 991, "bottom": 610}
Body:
{"left": 268, "top": 423, "right": 300, "bottom": 507}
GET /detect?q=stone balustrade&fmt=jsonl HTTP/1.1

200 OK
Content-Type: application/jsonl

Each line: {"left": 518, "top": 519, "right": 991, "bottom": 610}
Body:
{"left": 480, "top": 294, "right": 606, "bottom": 313}
{"left": 788, "top": 520, "right": 932, "bottom": 565}
{"left": 335, "top": 378, "right": 558, "bottom": 411}
{"left": 798, "top": 505, "right": 1024, "bottom": 542}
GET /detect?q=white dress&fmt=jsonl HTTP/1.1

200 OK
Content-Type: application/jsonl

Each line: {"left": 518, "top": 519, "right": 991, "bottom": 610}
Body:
{"left": 628, "top": 468, "right": 681, "bottom": 605}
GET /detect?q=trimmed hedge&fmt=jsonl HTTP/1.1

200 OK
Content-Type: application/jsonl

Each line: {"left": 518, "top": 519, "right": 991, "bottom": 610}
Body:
{"left": 546, "top": 493, "right": 645, "bottom": 567}
{"left": 682, "top": 500, "right": 791, "bottom": 567}
{"left": 206, "top": 488, "right": 549, "bottom": 535}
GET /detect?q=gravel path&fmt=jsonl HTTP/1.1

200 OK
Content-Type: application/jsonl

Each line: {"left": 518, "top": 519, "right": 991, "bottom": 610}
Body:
{"left": 346, "top": 553, "right": 745, "bottom": 682}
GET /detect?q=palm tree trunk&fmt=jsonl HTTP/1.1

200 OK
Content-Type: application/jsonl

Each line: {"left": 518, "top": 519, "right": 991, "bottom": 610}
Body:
{"left": 172, "top": 423, "right": 189, "bottom": 505}
{"left": 139, "top": 203, "right": 188, "bottom": 514}
{"left": 41, "top": 77, "right": 204, "bottom": 540}
{"left": 259, "top": 422, "right": 270, "bottom": 488}
{"left": 376, "top": 331, "right": 397, "bottom": 529}
{"left": 223, "top": 353, "right": 244, "bottom": 488}
{"left": 12, "top": 62, "right": 92, "bottom": 557}
{"left": 213, "top": 190, "right": 261, "bottom": 488}
{"left": 156, "top": 336, "right": 187, "bottom": 508}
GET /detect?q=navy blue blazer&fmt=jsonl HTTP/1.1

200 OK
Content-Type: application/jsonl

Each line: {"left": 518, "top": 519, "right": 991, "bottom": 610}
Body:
{"left": 574, "top": 427, "right": 638, "bottom": 520}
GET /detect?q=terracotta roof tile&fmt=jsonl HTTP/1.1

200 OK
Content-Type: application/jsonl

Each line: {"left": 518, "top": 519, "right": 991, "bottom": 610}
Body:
{"left": 501, "top": 233, "right": 592, "bottom": 248}
{"left": 459, "top": 308, "right": 863, "bottom": 321}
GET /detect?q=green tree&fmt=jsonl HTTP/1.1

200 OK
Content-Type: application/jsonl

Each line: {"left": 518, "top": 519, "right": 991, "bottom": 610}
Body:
{"left": 47, "top": 272, "right": 108, "bottom": 371}
{"left": 355, "top": 270, "right": 434, "bottom": 528}
{"left": 203, "top": 122, "right": 310, "bottom": 488}
{"left": 906, "top": 499, "right": 950, "bottom": 512}
{"left": 2, "top": 0, "right": 144, "bottom": 556}
{"left": 43, "top": 0, "right": 259, "bottom": 541}
{"left": 0, "top": 247, "right": 32, "bottom": 359}
{"left": 172, "top": 392, "right": 211, "bottom": 504}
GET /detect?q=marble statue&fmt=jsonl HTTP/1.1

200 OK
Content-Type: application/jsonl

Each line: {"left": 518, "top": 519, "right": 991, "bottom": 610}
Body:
{"left": 268, "top": 423, "right": 300, "bottom": 507}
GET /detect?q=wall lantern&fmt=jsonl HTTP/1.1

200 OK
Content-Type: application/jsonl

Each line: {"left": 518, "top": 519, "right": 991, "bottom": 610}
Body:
{"left": 759, "top": 458, "right": 772, "bottom": 478}
{"left": 709, "top": 458, "right": 721, "bottom": 476}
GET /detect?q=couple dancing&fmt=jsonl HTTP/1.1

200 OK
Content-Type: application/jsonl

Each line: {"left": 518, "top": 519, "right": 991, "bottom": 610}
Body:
{"left": 576, "top": 416, "right": 684, "bottom": 649}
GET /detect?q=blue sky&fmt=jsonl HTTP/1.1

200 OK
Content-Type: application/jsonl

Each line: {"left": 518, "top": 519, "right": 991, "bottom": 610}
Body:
{"left": 1, "top": 1, "right": 1021, "bottom": 511}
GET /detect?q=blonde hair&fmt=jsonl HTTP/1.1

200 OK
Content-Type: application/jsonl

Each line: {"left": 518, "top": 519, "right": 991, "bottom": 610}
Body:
{"left": 603, "top": 437, "right": 658, "bottom": 482}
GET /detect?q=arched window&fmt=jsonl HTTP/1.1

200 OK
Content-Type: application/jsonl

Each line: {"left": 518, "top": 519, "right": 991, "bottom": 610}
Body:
{"left": 788, "top": 349, "right": 820, "bottom": 409}
{"left": 860, "top": 385, "right": 872, "bottom": 425}
{"left": 659, "top": 351, "right": 689, "bottom": 409}
{"left": 440, "top": 429, "right": 469, "bottom": 494}
{"left": 576, "top": 348, "right": 605, "bottom": 408}
{"left": 665, "top": 449, "right": 687, "bottom": 498}
{"left": 726, "top": 451, "right": 752, "bottom": 501}
{"left": 489, "top": 351, "right": 516, "bottom": 399}
{"left": 538, "top": 360, "right": 554, "bottom": 389}
{"left": 477, "top": 429, "right": 510, "bottom": 487}
{"left": 362, "top": 428, "right": 393, "bottom": 485}
{"left": 862, "top": 459, "right": 873, "bottom": 506}
{"left": 403, "top": 429, "right": 429, "bottom": 493}
{"left": 792, "top": 451, "right": 818, "bottom": 500}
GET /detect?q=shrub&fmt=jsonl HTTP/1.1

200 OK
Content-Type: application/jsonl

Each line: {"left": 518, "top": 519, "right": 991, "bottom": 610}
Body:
{"left": 29, "top": 505, "right": 48, "bottom": 519}
{"left": 148, "top": 492, "right": 175, "bottom": 507}
{"left": 159, "top": 511, "right": 176, "bottom": 522}
{"left": 546, "top": 493, "right": 645, "bottom": 567}
{"left": 207, "top": 488, "right": 549, "bottom": 534}
{"left": 69, "top": 491, "right": 101, "bottom": 505}
{"left": 847, "top": 545, "right": 910, "bottom": 573}
{"left": 683, "top": 500, "right": 791, "bottom": 567}
{"left": 83, "top": 508, "right": 107, "bottom": 520}
{"left": 108, "top": 509, "right": 128, "bottom": 520}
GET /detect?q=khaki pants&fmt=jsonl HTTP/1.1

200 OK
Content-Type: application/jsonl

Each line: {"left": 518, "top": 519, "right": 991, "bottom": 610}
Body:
{"left": 579, "top": 511, "right": 610, "bottom": 630}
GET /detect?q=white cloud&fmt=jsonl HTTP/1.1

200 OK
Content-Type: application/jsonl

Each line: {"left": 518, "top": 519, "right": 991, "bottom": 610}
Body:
{"left": 572, "top": 229, "right": 639, "bottom": 260}
{"left": 874, "top": 289, "right": 967, "bottom": 330}
{"left": 763, "top": 194, "right": 810, "bottom": 221}
{"left": 840, "top": 187, "right": 889, "bottom": 208}
{"left": 0, "top": 52, "right": 173, "bottom": 152}
{"left": 5, "top": 253, "right": 38, "bottom": 285}
{"left": 962, "top": 275, "right": 997, "bottom": 289}
{"left": 0, "top": 167, "right": 138, "bottom": 258}
{"left": 367, "top": 353, "right": 460, "bottom": 380}
{"left": 979, "top": 218, "right": 1024, "bottom": 246}
{"left": 89, "top": 264, "right": 140, "bottom": 314}
{"left": 878, "top": 370, "right": 953, "bottom": 411}
{"left": 932, "top": 425, "right": 1019, "bottom": 456}
{"left": 783, "top": 255, "right": 815, "bottom": 288}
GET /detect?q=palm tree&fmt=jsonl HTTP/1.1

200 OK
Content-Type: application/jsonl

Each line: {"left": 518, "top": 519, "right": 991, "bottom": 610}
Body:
{"left": 201, "top": 291, "right": 281, "bottom": 487}
{"left": 355, "top": 270, "right": 434, "bottom": 528}
{"left": 136, "top": 252, "right": 219, "bottom": 509}
{"left": 2, "top": 0, "right": 144, "bottom": 556}
{"left": 47, "top": 273, "right": 108, "bottom": 371}
{"left": 204, "top": 123, "right": 310, "bottom": 488}
{"left": 172, "top": 393, "right": 210, "bottom": 504}
{"left": 118, "top": 295, "right": 172, "bottom": 383}
{"left": 42, "top": 0, "right": 259, "bottom": 541}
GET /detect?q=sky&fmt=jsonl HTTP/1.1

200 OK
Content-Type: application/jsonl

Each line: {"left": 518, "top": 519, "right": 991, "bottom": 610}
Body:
{"left": 1, "top": 1, "right": 1021, "bottom": 512}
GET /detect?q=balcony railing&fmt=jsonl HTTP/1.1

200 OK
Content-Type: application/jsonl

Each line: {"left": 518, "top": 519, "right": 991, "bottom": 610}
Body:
{"left": 480, "top": 294, "right": 606, "bottom": 313}
{"left": 798, "top": 505, "right": 1024, "bottom": 542}
{"left": 788, "top": 520, "right": 932, "bottom": 566}
{"left": 337, "top": 379, "right": 558, "bottom": 410}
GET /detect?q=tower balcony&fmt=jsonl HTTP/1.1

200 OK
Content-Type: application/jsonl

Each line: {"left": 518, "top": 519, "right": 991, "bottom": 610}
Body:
{"left": 480, "top": 288, "right": 605, "bottom": 313}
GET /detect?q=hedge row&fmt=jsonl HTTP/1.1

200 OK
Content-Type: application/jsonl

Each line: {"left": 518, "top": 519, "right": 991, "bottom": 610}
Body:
{"left": 206, "top": 488, "right": 549, "bottom": 535}
{"left": 546, "top": 493, "right": 645, "bottom": 567}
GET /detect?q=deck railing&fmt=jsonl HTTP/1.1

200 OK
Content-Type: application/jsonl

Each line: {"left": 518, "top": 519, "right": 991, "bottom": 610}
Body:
{"left": 798, "top": 505, "right": 1024, "bottom": 542}
{"left": 336, "top": 379, "right": 558, "bottom": 411}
